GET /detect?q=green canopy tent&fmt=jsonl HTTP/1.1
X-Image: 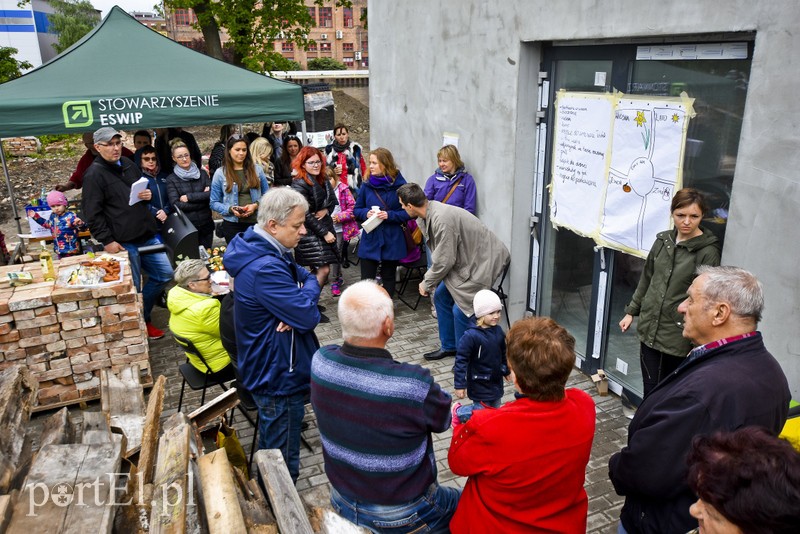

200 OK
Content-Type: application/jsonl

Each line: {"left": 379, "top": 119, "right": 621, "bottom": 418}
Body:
{"left": 0, "top": 5, "right": 304, "bottom": 233}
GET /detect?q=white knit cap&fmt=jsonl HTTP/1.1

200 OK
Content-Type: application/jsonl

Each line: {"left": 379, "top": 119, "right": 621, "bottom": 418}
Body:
{"left": 473, "top": 289, "right": 502, "bottom": 318}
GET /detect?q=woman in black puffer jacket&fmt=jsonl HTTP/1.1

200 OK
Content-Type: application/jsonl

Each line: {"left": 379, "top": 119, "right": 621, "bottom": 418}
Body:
{"left": 165, "top": 139, "right": 215, "bottom": 249}
{"left": 290, "top": 146, "right": 339, "bottom": 273}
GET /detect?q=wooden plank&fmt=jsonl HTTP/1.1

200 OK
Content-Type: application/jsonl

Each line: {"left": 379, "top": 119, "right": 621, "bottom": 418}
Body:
{"left": 101, "top": 366, "right": 146, "bottom": 457}
{"left": 61, "top": 441, "right": 123, "bottom": 534}
{"left": 37, "top": 407, "right": 75, "bottom": 449}
{"left": 187, "top": 387, "right": 240, "bottom": 430}
{"left": 255, "top": 449, "right": 313, "bottom": 534}
{"left": 197, "top": 449, "right": 247, "bottom": 534}
{"left": 139, "top": 375, "right": 166, "bottom": 486}
{"left": 149, "top": 413, "right": 192, "bottom": 534}
{"left": 0, "top": 365, "right": 37, "bottom": 493}
{"left": 235, "top": 478, "right": 277, "bottom": 534}
{"left": 0, "top": 494, "right": 12, "bottom": 532}
{"left": 8, "top": 444, "right": 85, "bottom": 532}
{"left": 82, "top": 411, "right": 112, "bottom": 444}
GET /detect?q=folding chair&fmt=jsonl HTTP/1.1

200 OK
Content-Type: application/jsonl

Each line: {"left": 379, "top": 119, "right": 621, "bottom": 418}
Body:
{"left": 493, "top": 262, "right": 511, "bottom": 328}
{"left": 397, "top": 244, "right": 428, "bottom": 310}
{"left": 175, "top": 333, "right": 236, "bottom": 412}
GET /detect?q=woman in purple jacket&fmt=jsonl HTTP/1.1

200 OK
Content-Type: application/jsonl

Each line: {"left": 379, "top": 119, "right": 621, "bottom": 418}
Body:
{"left": 423, "top": 144, "right": 477, "bottom": 214}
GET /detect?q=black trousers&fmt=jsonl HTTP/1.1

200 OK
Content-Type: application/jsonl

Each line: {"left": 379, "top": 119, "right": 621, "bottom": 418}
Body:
{"left": 221, "top": 220, "right": 254, "bottom": 244}
{"left": 639, "top": 342, "right": 684, "bottom": 397}
{"left": 360, "top": 258, "right": 398, "bottom": 297}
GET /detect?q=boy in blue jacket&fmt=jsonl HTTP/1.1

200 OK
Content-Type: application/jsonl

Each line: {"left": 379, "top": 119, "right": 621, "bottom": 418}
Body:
{"left": 452, "top": 289, "right": 511, "bottom": 425}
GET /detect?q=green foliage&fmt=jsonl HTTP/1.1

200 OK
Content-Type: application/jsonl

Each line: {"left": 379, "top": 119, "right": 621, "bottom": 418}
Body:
{"left": 0, "top": 46, "right": 33, "bottom": 83}
{"left": 307, "top": 57, "right": 347, "bottom": 71}
{"left": 163, "top": 0, "right": 352, "bottom": 72}
{"left": 49, "top": 0, "right": 100, "bottom": 54}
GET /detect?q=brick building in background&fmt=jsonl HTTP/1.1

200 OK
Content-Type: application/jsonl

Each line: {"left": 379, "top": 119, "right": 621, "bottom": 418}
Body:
{"left": 151, "top": 1, "right": 366, "bottom": 70}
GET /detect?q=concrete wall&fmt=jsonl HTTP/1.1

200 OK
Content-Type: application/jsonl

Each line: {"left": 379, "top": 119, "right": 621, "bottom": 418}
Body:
{"left": 369, "top": 0, "right": 800, "bottom": 396}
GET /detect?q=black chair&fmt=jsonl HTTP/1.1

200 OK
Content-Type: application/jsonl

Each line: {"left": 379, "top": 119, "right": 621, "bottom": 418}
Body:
{"left": 492, "top": 262, "right": 511, "bottom": 328}
{"left": 231, "top": 380, "right": 260, "bottom": 469}
{"left": 175, "top": 333, "right": 236, "bottom": 412}
{"left": 397, "top": 244, "right": 428, "bottom": 310}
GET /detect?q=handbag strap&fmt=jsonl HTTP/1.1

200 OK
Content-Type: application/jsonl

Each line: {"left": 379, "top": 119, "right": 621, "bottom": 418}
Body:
{"left": 441, "top": 176, "right": 463, "bottom": 204}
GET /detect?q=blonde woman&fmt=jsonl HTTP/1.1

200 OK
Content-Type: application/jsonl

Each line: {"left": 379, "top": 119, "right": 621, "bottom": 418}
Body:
{"left": 249, "top": 137, "right": 275, "bottom": 185}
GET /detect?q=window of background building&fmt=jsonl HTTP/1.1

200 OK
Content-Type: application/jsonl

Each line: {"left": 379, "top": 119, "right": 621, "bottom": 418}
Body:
{"left": 343, "top": 57, "right": 354, "bottom": 66}
{"left": 361, "top": 38, "right": 368, "bottom": 52}
{"left": 319, "top": 7, "right": 332, "bottom": 27}
{"left": 361, "top": 7, "right": 367, "bottom": 23}
{"left": 343, "top": 8, "right": 353, "bottom": 27}
{"left": 282, "top": 42, "right": 294, "bottom": 52}
{"left": 343, "top": 42, "right": 354, "bottom": 52}
{"left": 307, "top": 42, "right": 318, "bottom": 52}
{"left": 308, "top": 7, "right": 316, "bottom": 26}
{"left": 361, "top": 56, "right": 369, "bottom": 67}
{"left": 320, "top": 42, "right": 332, "bottom": 52}
{"left": 173, "top": 9, "right": 195, "bottom": 26}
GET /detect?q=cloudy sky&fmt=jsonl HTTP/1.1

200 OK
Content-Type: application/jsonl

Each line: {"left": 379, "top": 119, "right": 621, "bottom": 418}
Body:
{"left": 93, "top": 0, "right": 159, "bottom": 18}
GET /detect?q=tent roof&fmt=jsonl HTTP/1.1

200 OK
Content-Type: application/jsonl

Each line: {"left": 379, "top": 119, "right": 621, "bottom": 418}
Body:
{"left": 0, "top": 6, "right": 304, "bottom": 137}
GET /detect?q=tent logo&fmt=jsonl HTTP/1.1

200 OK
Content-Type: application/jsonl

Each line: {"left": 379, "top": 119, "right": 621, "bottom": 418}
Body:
{"left": 62, "top": 101, "right": 94, "bottom": 128}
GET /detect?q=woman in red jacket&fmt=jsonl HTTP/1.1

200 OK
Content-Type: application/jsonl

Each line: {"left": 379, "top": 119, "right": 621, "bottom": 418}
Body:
{"left": 448, "top": 317, "right": 596, "bottom": 533}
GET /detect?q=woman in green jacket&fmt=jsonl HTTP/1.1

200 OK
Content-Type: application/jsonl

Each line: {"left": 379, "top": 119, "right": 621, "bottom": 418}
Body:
{"left": 619, "top": 188, "right": 720, "bottom": 396}
{"left": 167, "top": 259, "right": 231, "bottom": 373}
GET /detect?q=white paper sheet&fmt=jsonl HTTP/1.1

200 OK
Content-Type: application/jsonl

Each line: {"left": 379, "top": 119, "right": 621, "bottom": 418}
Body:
{"left": 129, "top": 177, "right": 149, "bottom": 206}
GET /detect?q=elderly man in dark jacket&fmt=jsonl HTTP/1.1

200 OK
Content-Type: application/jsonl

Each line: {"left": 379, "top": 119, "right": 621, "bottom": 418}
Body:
{"left": 223, "top": 187, "right": 327, "bottom": 483}
{"left": 608, "top": 265, "right": 790, "bottom": 534}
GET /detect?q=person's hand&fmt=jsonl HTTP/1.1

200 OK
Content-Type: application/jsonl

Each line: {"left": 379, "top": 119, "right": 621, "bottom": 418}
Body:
{"left": 315, "top": 265, "right": 330, "bottom": 286}
{"left": 55, "top": 182, "right": 74, "bottom": 192}
{"left": 419, "top": 282, "right": 429, "bottom": 296}
{"left": 619, "top": 314, "right": 634, "bottom": 333}
{"left": 26, "top": 209, "right": 35, "bottom": 218}
{"left": 335, "top": 164, "right": 343, "bottom": 175}
{"left": 104, "top": 241, "right": 124, "bottom": 253}
{"left": 504, "top": 373, "right": 513, "bottom": 383}
{"left": 315, "top": 208, "right": 328, "bottom": 220}
{"left": 276, "top": 321, "right": 293, "bottom": 333}
{"left": 240, "top": 203, "right": 256, "bottom": 217}
{"left": 376, "top": 210, "right": 389, "bottom": 220}
{"left": 156, "top": 210, "right": 167, "bottom": 222}
{"left": 324, "top": 232, "right": 336, "bottom": 244}
{"left": 203, "top": 186, "right": 209, "bottom": 192}
{"left": 367, "top": 209, "right": 379, "bottom": 218}
{"left": 179, "top": 195, "right": 189, "bottom": 202}
{"left": 73, "top": 217, "right": 83, "bottom": 227}
{"left": 454, "top": 389, "right": 466, "bottom": 399}
{"left": 138, "top": 189, "right": 152, "bottom": 201}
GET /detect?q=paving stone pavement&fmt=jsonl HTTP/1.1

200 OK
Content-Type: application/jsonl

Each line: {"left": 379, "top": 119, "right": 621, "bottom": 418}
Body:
{"left": 32, "top": 259, "right": 629, "bottom": 533}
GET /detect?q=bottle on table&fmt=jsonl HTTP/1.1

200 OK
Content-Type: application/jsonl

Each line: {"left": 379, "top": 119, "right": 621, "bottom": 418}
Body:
{"left": 39, "top": 243, "right": 55, "bottom": 281}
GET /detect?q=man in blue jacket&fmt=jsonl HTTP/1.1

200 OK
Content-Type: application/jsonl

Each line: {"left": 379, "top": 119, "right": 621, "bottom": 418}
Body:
{"left": 224, "top": 187, "right": 328, "bottom": 483}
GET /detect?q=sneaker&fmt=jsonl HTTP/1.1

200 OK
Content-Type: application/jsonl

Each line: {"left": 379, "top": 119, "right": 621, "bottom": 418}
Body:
{"left": 451, "top": 402, "right": 463, "bottom": 428}
{"left": 331, "top": 281, "right": 341, "bottom": 297}
{"left": 146, "top": 322, "right": 165, "bottom": 340}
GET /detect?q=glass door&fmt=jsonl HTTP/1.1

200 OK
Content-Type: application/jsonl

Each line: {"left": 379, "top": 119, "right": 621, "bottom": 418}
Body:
{"left": 539, "top": 40, "right": 751, "bottom": 403}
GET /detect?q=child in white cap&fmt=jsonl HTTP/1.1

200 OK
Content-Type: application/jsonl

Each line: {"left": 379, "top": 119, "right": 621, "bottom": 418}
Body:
{"left": 452, "top": 289, "right": 511, "bottom": 425}
{"left": 27, "top": 190, "right": 84, "bottom": 258}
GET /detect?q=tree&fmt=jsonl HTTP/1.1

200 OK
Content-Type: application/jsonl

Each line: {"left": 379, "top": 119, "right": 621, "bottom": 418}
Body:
{"left": 48, "top": 0, "right": 100, "bottom": 53}
{"left": 307, "top": 57, "right": 346, "bottom": 71}
{"left": 0, "top": 46, "right": 33, "bottom": 83}
{"left": 163, "top": 0, "right": 351, "bottom": 72}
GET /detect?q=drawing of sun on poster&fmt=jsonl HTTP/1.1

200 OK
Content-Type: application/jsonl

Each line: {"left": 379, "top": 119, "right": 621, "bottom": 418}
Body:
{"left": 550, "top": 91, "right": 695, "bottom": 258}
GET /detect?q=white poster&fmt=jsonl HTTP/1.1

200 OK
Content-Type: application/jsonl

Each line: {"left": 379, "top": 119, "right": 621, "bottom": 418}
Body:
{"left": 549, "top": 91, "right": 694, "bottom": 258}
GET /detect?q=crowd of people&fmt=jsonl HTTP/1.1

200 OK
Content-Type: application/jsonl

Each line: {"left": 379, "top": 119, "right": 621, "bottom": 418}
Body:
{"left": 47, "top": 124, "right": 798, "bottom": 533}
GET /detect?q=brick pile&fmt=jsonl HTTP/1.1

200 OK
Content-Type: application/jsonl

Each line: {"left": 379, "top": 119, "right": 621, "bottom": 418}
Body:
{"left": 1, "top": 136, "right": 41, "bottom": 156}
{"left": 0, "top": 252, "right": 152, "bottom": 409}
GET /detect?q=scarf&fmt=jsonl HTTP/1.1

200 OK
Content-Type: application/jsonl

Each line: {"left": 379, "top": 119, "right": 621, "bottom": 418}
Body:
{"left": 331, "top": 140, "right": 352, "bottom": 154}
{"left": 174, "top": 162, "right": 201, "bottom": 181}
{"left": 368, "top": 174, "right": 393, "bottom": 187}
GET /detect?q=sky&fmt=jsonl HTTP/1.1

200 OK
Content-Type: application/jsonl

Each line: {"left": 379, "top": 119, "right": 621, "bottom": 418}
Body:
{"left": 92, "top": 0, "right": 160, "bottom": 18}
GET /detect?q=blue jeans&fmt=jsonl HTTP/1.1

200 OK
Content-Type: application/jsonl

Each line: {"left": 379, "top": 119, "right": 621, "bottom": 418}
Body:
{"left": 251, "top": 391, "right": 306, "bottom": 483}
{"left": 618, "top": 523, "right": 628, "bottom": 534}
{"left": 434, "top": 284, "right": 470, "bottom": 352}
{"left": 455, "top": 397, "right": 502, "bottom": 424}
{"left": 120, "top": 236, "right": 173, "bottom": 323}
{"left": 331, "top": 484, "right": 461, "bottom": 534}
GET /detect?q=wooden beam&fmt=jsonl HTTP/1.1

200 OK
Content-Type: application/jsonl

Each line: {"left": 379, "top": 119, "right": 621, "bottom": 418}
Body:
{"left": 0, "top": 365, "right": 37, "bottom": 493}
{"left": 82, "top": 411, "right": 113, "bottom": 444}
{"left": 138, "top": 375, "right": 166, "bottom": 486}
{"left": 37, "top": 407, "right": 75, "bottom": 449}
{"left": 149, "top": 413, "right": 192, "bottom": 534}
{"left": 255, "top": 449, "right": 313, "bottom": 534}
{"left": 187, "top": 387, "right": 240, "bottom": 430}
{"left": 198, "top": 449, "right": 247, "bottom": 533}
{"left": 101, "top": 366, "right": 146, "bottom": 457}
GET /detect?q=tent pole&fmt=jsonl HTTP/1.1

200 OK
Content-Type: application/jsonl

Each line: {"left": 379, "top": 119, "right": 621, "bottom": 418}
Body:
{"left": 0, "top": 139, "right": 23, "bottom": 234}
{"left": 301, "top": 120, "right": 308, "bottom": 147}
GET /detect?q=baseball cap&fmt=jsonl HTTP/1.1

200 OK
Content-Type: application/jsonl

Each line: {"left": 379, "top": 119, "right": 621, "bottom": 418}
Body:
{"left": 93, "top": 127, "right": 122, "bottom": 144}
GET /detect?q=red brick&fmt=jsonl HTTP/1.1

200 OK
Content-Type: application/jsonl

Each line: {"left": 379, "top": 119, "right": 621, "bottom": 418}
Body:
{"left": 18, "top": 326, "right": 40, "bottom": 338}
{"left": 69, "top": 353, "right": 90, "bottom": 365}
{"left": 50, "top": 288, "right": 93, "bottom": 304}
{"left": 127, "top": 344, "right": 147, "bottom": 355}
{"left": 57, "top": 308, "right": 99, "bottom": 321}
{"left": 26, "top": 353, "right": 49, "bottom": 365}
{"left": 65, "top": 337, "right": 86, "bottom": 349}
{"left": 79, "top": 385, "right": 101, "bottom": 399}
{"left": 34, "top": 305, "right": 56, "bottom": 316}
{"left": 58, "top": 388, "right": 80, "bottom": 403}
{"left": 40, "top": 324, "right": 61, "bottom": 335}
{"left": 78, "top": 299, "right": 99, "bottom": 310}
{"left": 56, "top": 301, "right": 79, "bottom": 312}
{"left": 12, "top": 309, "right": 34, "bottom": 321}
{"left": 0, "top": 331, "right": 20, "bottom": 343}
{"left": 46, "top": 340, "right": 67, "bottom": 354}
{"left": 82, "top": 317, "right": 100, "bottom": 328}
{"left": 19, "top": 332, "right": 60, "bottom": 348}
{"left": 0, "top": 323, "right": 12, "bottom": 335}
{"left": 116, "top": 293, "right": 137, "bottom": 304}
{"left": 5, "top": 348, "right": 26, "bottom": 361}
